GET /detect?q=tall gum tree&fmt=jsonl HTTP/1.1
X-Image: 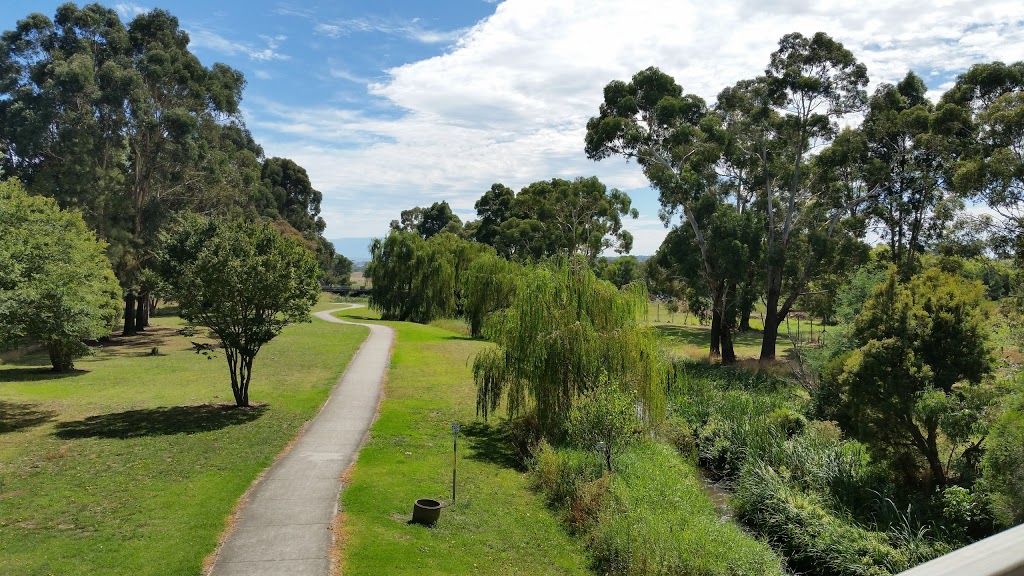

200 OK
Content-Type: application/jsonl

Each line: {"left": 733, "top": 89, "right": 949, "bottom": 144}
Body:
{"left": 752, "top": 32, "right": 870, "bottom": 361}
{"left": 0, "top": 6, "right": 248, "bottom": 336}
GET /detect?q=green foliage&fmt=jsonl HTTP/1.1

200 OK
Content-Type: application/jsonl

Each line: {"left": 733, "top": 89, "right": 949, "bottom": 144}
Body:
{"left": 472, "top": 177, "right": 637, "bottom": 261}
{"left": 982, "top": 389, "right": 1024, "bottom": 525}
{"left": 533, "top": 441, "right": 785, "bottom": 575}
{"left": 366, "top": 230, "right": 489, "bottom": 323}
{"left": 821, "top": 267, "right": 994, "bottom": 487}
{"left": 257, "top": 157, "right": 325, "bottom": 237}
{"left": 734, "top": 463, "right": 948, "bottom": 576}
{"left": 160, "top": 219, "right": 320, "bottom": 406}
{"left": 0, "top": 179, "right": 121, "bottom": 371}
{"left": 566, "top": 387, "right": 641, "bottom": 471}
{"left": 474, "top": 257, "right": 665, "bottom": 436}
{"left": 461, "top": 252, "right": 521, "bottom": 338}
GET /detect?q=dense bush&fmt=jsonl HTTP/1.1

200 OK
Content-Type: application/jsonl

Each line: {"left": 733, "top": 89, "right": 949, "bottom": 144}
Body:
{"left": 982, "top": 397, "right": 1024, "bottom": 526}
{"left": 734, "top": 463, "right": 948, "bottom": 576}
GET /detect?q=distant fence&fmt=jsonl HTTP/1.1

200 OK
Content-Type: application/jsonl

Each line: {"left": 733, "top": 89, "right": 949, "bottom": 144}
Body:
{"left": 896, "top": 523, "right": 1024, "bottom": 576}
{"left": 321, "top": 285, "right": 372, "bottom": 297}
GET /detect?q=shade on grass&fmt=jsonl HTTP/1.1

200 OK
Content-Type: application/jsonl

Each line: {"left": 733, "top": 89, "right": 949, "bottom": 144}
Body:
{"left": 0, "top": 302, "right": 366, "bottom": 576}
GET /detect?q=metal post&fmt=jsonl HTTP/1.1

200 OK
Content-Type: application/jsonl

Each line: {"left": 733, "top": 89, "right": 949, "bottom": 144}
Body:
{"left": 452, "top": 422, "right": 460, "bottom": 502}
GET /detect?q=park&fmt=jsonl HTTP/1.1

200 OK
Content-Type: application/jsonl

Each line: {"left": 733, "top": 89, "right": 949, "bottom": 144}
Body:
{"left": 2, "top": 3, "right": 1024, "bottom": 576}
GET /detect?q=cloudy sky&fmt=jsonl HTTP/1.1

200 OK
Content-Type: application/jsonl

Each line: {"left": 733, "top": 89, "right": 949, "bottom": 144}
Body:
{"left": 3, "top": 0, "right": 1024, "bottom": 256}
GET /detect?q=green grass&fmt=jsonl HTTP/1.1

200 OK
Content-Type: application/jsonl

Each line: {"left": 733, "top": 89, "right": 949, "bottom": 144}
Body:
{"left": 533, "top": 441, "right": 785, "bottom": 575}
{"left": 0, "top": 299, "right": 367, "bottom": 576}
{"left": 333, "top": 306, "right": 592, "bottom": 576}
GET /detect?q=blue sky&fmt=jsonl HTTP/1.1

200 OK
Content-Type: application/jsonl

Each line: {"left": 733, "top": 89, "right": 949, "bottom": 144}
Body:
{"left": 3, "top": 1, "right": 1023, "bottom": 257}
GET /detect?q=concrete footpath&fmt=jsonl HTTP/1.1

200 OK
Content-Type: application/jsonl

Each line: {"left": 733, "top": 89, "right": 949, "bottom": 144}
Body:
{"left": 207, "top": 305, "right": 394, "bottom": 576}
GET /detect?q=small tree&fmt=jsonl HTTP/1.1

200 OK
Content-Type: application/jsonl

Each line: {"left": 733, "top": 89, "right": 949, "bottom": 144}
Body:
{"left": 0, "top": 180, "right": 121, "bottom": 371}
{"left": 162, "top": 219, "right": 319, "bottom": 407}
{"left": 567, "top": 387, "right": 640, "bottom": 472}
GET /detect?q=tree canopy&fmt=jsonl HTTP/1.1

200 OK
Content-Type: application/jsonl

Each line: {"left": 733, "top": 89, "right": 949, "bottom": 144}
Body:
{"left": 159, "top": 218, "right": 320, "bottom": 407}
{"left": 0, "top": 179, "right": 121, "bottom": 371}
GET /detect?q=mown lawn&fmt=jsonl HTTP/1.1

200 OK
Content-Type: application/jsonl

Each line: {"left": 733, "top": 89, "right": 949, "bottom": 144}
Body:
{"left": 0, "top": 299, "right": 367, "bottom": 576}
{"left": 334, "top": 306, "right": 592, "bottom": 576}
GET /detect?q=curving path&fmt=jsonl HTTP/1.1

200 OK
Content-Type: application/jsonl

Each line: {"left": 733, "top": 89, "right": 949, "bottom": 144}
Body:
{"left": 207, "top": 304, "right": 394, "bottom": 576}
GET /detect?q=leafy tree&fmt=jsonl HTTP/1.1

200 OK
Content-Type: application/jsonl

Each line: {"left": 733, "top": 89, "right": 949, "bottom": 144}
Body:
{"left": 473, "top": 183, "right": 515, "bottom": 246}
{"left": 0, "top": 6, "right": 252, "bottom": 336}
{"left": 418, "top": 201, "right": 463, "bottom": 239}
{"left": 821, "top": 268, "right": 994, "bottom": 488}
{"left": 462, "top": 252, "right": 521, "bottom": 338}
{"left": 474, "top": 257, "right": 665, "bottom": 436}
{"left": 596, "top": 255, "right": 641, "bottom": 288}
{"left": 567, "top": 387, "right": 640, "bottom": 472}
{"left": 389, "top": 201, "right": 463, "bottom": 239}
{"left": 471, "top": 177, "right": 637, "bottom": 261}
{"left": 257, "top": 157, "right": 325, "bottom": 238}
{"left": 941, "top": 61, "right": 1024, "bottom": 259}
{"left": 862, "top": 72, "right": 955, "bottom": 278}
{"left": 160, "top": 219, "right": 319, "bottom": 407}
{"left": 366, "top": 230, "right": 488, "bottom": 323}
{"left": 0, "top": 179, "right": 121, "bottom": 371}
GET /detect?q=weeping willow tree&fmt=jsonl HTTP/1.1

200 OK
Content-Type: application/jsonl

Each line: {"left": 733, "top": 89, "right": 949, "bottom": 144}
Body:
{"left": 462, "top": 252, "right": 522, "bottom": 338}
{"left": 474, "top": 256, "right": 666, "bottom": 436}
{"left": 367, "top": 230, "right": 456, "bottom": 322}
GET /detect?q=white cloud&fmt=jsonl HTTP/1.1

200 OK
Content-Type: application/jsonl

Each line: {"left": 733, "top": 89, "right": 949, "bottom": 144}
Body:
{"left": 187, "top": 27, "right": 289, "bottom": 62}
{"left": 313, "top": 17, "right": 466, "bottom": 45}
{"left": 248, "top": 0, "right": 1024, "bottom": 254}
{"left": 114, "top": 2, "right": 148, "bottom": 20}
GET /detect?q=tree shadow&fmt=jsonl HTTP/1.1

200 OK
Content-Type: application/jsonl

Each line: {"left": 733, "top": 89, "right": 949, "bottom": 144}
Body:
{"left": 0, "top": 367, "right": 87, "bottom": 382}
{"left": 462, "top": 420, "right": 527, "bottom": 472}
{"left": 54, "top": 404, "right": 267, "bottom": 439}
{"left": 0, "top": 400, "right": 57, "bottom": 434}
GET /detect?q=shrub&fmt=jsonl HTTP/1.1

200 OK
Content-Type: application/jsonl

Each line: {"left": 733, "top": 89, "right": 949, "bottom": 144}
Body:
{"left": 734, "top": 463, "right": 948, "bottom": 576}
{"left": 982, "top": 405, "right": 1024, "bottom": 526}
{"left": 567, "top": 387, "right": 642, "bottom": 471}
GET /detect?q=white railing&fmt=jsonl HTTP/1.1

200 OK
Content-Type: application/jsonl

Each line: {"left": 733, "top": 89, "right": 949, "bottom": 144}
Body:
{"left": 897, "top": 523, "right": 1024, "bottom": 576}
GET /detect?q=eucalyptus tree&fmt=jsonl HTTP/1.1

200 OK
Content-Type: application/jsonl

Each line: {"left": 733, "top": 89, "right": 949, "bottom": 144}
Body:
{"left": 862, "top": 72, "right": 954, "bottom": 279}
{"left": 257, "top": 157, "right": 326, "bottom": 239}
{"left": 748, "top": 32, "right": 870, "bottom": 360}
{"left": 652, "top": 194, "right": 762, "bottom": 362}
{"left": 585, "top": 66, "right": 757, "bottom": 362}
{"left": 941, "top": 61, "right": 1024, "bottom": 259}
{"left": 474, "top": 256, "right": 665, "bottom": 436}
{"left": 473, "top": 183, "right": 516, "bottom": 246}
{"left": 0, "top": 6, "right": 250, "bottom": 336}
{"left": 470, "top": 177, "right": 637, "bottom": 261}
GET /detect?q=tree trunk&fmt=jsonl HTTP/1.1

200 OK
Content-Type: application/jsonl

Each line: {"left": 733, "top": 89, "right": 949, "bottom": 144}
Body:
{"left": 48, "top": 341, "right": 74, "bottom": 372}
{"left": 739, "top": 306, "right": 752, "bottom": 332}
{"left": 123, "top": 293, "right": 137, "bottom": 336}
{"left": 759, "top": 268, "right": 783, "bottom": 362}
{"left": 721, "top": 323, "right": 736, "bottom": 364}
{"left": 925, "top": 427, "right": 947, "bottom": 489}
{"left": 226, "top": 347, "right": 254, "bottom": 407}
{"left": 710, "top": 309, "right": 722, "bottom": 358}
{"left": 134, "top": 292, "right": 148, "bottom": 331}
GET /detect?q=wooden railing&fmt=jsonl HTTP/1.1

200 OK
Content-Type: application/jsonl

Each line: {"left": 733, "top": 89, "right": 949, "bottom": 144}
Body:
{"left": 897, "top": 523, "right": 1024, "bottom": 575}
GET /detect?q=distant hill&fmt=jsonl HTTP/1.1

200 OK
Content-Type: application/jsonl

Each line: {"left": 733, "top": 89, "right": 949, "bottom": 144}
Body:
{"left": 328, "top": 237, "right": 375, "bottom": 263}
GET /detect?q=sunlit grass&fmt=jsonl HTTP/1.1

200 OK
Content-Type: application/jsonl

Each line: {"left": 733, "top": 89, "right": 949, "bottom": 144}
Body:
{"left": 333, "top": 306, "right": 592, "bottom": 576}
{"left": 0, "top": 297, "right": 366, "bottom": 576}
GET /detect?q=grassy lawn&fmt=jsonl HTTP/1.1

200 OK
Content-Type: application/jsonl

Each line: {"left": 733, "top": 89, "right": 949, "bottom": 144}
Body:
{"left": 648, "top": 301, "right": 826, "bottom": 363}
{"left": 333, "top": 306, "right": 592, "bottom": 576}
{"left": 0, "top": 298, "right": 367, "bottom": 576}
